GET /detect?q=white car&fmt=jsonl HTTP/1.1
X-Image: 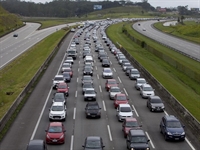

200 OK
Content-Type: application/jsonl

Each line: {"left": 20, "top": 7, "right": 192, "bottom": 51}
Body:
{"left": 122, "top": 63, "right": 131, "bottom": 71}
{"left": 102, "top": 68, "right": 113, "bottom": 79}
{"left": 84, "top": 56, "right": 93, "bottom": 64}
{"left": 135, "top": 78, "right": 147, "bottom": 90}
{"left": 116, "top": 104, "right": 134, "bottom": 122}
{"left": 140, "top": 84, "right": 155, "bottom": 98}
{"left": 109, "top": 86, "right": 121, "bottom": 100}
{"left": 49, "top": 102, "right": 67, "bottom": 121}
{"left": 64, "top": 57, "right": 74, "bottom": 64}
{"left": 52, "top": 75, "right": 65, "bottom": 89}
{"left": 84, "top": 88, "right": 97, "bottom": 101}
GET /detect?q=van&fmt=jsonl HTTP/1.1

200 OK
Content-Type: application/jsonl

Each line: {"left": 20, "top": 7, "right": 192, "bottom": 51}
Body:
{"left": 126, "top": 129, "right": 150, "bottom": 150}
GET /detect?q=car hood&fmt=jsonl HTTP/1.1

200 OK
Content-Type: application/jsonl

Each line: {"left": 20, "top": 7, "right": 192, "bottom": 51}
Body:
{"left": 86, "top": 109, "right": 99, "bottom": 113}
{"left": 84, "top": 94, "right": 96, "bottom": 97}
{"left": 119, "top": 112, "right": 133, "bottom": 116}
{"left": 110, "top": 92, "right": 121, "bottom": 96}
{"left": 47, "top": 132, "right": 63, "bottom": 138}
{"left": 167, "top": 127, "right": 185, "bottom": 134}
{"left": 130, "top": 143, "right": 149, "bottom": 149}
{"left": 50, "top": 110, "right": 65, "bottom": 115}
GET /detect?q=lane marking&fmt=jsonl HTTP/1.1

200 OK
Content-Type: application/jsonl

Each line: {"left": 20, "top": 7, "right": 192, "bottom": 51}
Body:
{"left": 113, "top": 68, "right": 116, "bottom": 72}
{"left": 118, "top": 76, "right": 122, "bottom": 83}
{"left": 123, "top": 88, "right": 128, "bottom": 96}
{"left": 78, "top": 68, "right": 79, "bottom": 72}
{"left": 185, "top": 138, "right": 196, "bottom": 150}
{"left": 107, "top": 125, "right": 113, "bottom": 141}
{"left": 132, "top": 105, "right": 139, "bottom": 117}
{"left": 110, "top": 61, "right": 112, "bottom": 65}
{"left": 77, "top": 78, "right": 79, "bottom": 83}
{"left": 70, "top": 135, "right": 74, "bottom": 150}
{"left": 164, "top": 110, "right": 168, "bottom": 115}
{"left": 75, "top": 91, "right": 77, "bottom": 98}
{"left": 73, "top": 108, "right": 76, "bottom": 120}
{"left": 99, "top": 85, "right": 102, "bottom": 93}
{"left": 145, "top": 131, "right": 155, "bottom": 149}
{"left": 96, "top": 66, "right": 97, "bottom": 70}
{"left": 102, "top": 100, "right": 106, "bottom": 111}
{"left": 97, "top": 74, "right": 99, "bottom": 79}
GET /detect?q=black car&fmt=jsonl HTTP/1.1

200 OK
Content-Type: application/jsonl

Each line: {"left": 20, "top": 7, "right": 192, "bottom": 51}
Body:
{"left": 147, "top": 96, "right": 165, "bottom": 112}
{"left": 83, "top": 67, "right": 93, "bottom": 76}
{"left": 102, "top": 59, "right": 110, "bottom": 67}
{"left": 82, "top": 136, "right": 105, "bottom": 150}
{"left": 26, "top": 139, "right": 48, "bottom": 150}
{"left": 160, "top": 115, "right": 185, "bottom": 141}
{"left": 85, "top": 102, "right": 101, "bottom": 118}
{"left": 63, "top": 72, "right": 71, "bottom": 82}
{"left": 52, "top": 92, "right": 67, "bottom": 105}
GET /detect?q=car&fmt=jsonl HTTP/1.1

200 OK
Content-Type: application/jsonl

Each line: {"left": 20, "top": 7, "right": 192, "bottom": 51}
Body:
{"left": 45, "top": 122, "right": 66, "bottom": 144}
{"left": 62, "top": 72, "right": 71, "bottom": 82}
{"left": 160, "top": 115, "right": 186, "bottom": 141}
{"left": 82, "top": 75, "right": 93, "bottom": 85}
{"left": 147, "top": 96, "right": 165, "bottom": 112}
{"left": 84, "top": 56, "right": 93, "bottom": 64}
{"left": 70, "top": 28, "right": 75, "bottom": 32}
{"left": 102, "top": 59, "right": 110, "bottom": 67}
{"left": 82, "top": 83, "right": 94, "bottom": 95}
{"left": 116, "top": 104, "right": 134, "bottom": 122}
{"left": 114, "top": 93, "right": 129, "bottom": 109}
{"left": 66, "top": 49, "right": 77, "bottom": 60}
{"left": 85, "top": 102, "right": 101, "bottom": 118}
{"left": 52, "top": 75, "right": 65, "bottom": 89}
{"left": 83, "top": 67, "right": 93, "bottom": 76}
{"left": 126, "top": 129, "right": 150, "bottom": 150}
{"left": 64, "top": 57, "right": 74, "bottom": 64}
{"left": 140, "top": 84, "right": 155, "bottom": 98}
{"left": 56, "top": 82, "right": 69, "bottom": 96}
{"left": 26, "top": 139, "right": 47, "bottom": 150}
{"left": 61, "top": 64, "right": 71, "bottom": 73}
{"left": 109, "top": 86, "right": 122, "bottom": 100}
{"left": 129, "top": 69, "right": 140, "bottom": 80}
{"left": 122, "top": 117, "right": 142, "bottom": 138}
{"left": 83, "top": 51, "right": 90, "bottom": 58}
{"left": 49, "top": 102, "right": 67, "bottom": 121}
{"left": 122, "top": 63, "right": 132, "bottom": 71}
{"left": 13, "top": 33, "right": 18, "bottom": 37}
{"left": 135, "top": 78, "right": 147, "bottom": 90}
{"left": 142, "top": 28, "right": 146, "bottom": 31}
{"left": 62, "top": 67, "right": 73, "bottom": 78}
{"left": 52, "top": 92, "right": 67, "bottom": 105}
{"left": 99, "top": 54, "right": 108, "bottom": 62}
{"left": 84, "top": 62, "right": 93, "bottom": 69}
{"left": 102, "top": 68, "right": 113, "bottom": 79}
{"left": 84, "top": 88, "right": 97, "bottom": 101}
{"left": 82, "top": 136, "right": 105, "bottom": 150}
{"left": 105, "top": 79, "right": 118, "bottom": 91}
{"left": 125, "top": 66, "right": 134, "bottom": 76}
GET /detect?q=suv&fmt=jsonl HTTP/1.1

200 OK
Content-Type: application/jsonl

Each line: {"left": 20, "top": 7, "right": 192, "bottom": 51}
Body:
{"left": 126, "top": 129, "right": 150, "bottom": 150}
{"left": 160, "top": 115, "right": 185, "bottom": 141}
{"left": 49, "top": 102, "right": 67, "bottom": 121}
{"left": 116, "top": 104, "right": 133, "bottom": 122}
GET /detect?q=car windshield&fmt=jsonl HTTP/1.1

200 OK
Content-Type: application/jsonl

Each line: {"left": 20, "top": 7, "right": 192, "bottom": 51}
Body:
{"left": 54, "top": 77, "right": 63, "bottom": 81}
{"left": 138, "top": 80, "right": 146, "bottom": 84}
{"left": 111, "top": 88, "right": 120, "bottom": 92}
{"left": 58, "top": 84, "right": 67, "bottom": 89}
{"left": 83, "top": 84, "right": 93, "bottom": 88}
{"left": 104, "top": 70, "right": 112, "bottom": 73}
{"left": 48, "top": 126, "right": 62, "bottom": 133}
{"left": 108, "top": 81, "right": 116, "bottom": 84}
{"left": 166, "top": 121, "right": 182, "bottom": 128}
{"left": 68, "top": 51, "right": 75, "bottom": 54}
{"left": 86, "top": 140, "right": 101, "bottom": 148}
{"left": 83, "top": 77, "right": 92, "bottom": 80}
{"left": 125, "top": 121, "right": 139, "bottom": 127}
{"left": 151, "top": 99, "right": 162, "bottom": 103}
{"left": 116, "top": 96, "right": 126, "bottom": 100}
{"left": 85, "top": 90, "right": 95, "bottom": 94}
{"left": 120, "top": 107, "right": 131, "bottom": 112}
{"left": 131, "top": 136, "right": 147, "bottom": 143}
{"left": 54, "top": 94, "right": 64, "bottom": 99}
{"left": 84, "top": 68, "right": 91, "bottom": 71}
{"left": 103, "top": 60, "right": 109, "bottom": 63}
{"left": 63, "top": 64, "right": 70, "bottom": 67}
{"left": 67, "top": 57, "right": 73, "bottom": 60}
{"left": 63, "top": 73, "right": 70, "bottom": 77}
{"left": 87, "top": 105, "right": 99, "bottom": 110}
{"left": 143, "top": 86, "right": 153, "bottom": 91}
{"left": 52, "top": 106, "right": 64, "bottom": 111}
{"left": 131, "top": 71, "right": 139, "bottom": 74}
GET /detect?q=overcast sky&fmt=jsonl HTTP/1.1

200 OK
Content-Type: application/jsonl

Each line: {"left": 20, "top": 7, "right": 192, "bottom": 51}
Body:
{"left": 27, "top": 0, "right": 200, "bottom": 9}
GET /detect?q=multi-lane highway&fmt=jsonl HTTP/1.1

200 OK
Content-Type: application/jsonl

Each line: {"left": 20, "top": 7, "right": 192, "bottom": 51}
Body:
{"left": 0, "top": 21, "right": 198, "bottom": 150}
{"left": 133, "top": 20, "right": 200, "bottom": 61}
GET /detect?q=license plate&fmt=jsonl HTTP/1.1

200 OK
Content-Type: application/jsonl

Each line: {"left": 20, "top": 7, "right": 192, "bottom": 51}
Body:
{"left": 53, "top": 139, "right": 57, "bottom": 142}
{"left": 175, "top": 138, "right": 179, "bottom": 140}
{"left": 91, "top": 115, "right": 96, "bottom": 117}
{"left": 88, "top": 98, "right": 92, "bottom": 100}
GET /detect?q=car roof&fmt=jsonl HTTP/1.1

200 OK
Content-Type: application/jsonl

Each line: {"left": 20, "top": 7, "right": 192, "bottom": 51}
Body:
{"left": 52, "top": 102, "right": 64, "bottom": 106}
{"left": 103, "top": 68, "right": 111, "bottom": 71}
{"left": 87, "top": 101, "right": 99, "bottom": 105}
{"left": 86, "top": 136, "right": 101, "bottom": 141}
{"left": 110, "top": 86, "right": 120, "bottom": 89}
{"left": 142, "top": 84, "right": 152, "bottom": 87}
{"left": 85, "top": 88, "right": 95, "bottom": 91}
{"left": 125, "top": 117, "right": 137, "bottom": 122}
{"left": 137, "top": 78, "right": 145, "bottom": 81}
{"left": 49, "top": 122, "right": 62, "bottom": 126}
{"left": 119, "top": 104, "right": 130, "bottom": 107}
{"left": 164, "top": 115, "right": 179, "bottom": 122}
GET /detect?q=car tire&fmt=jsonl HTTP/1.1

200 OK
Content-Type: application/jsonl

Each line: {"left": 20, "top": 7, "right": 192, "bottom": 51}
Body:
{"left": 164, "top": 134, "right": 168, "bottom": 141}
{"left": 124, "top": 133, "right": 127, "bottom": 138}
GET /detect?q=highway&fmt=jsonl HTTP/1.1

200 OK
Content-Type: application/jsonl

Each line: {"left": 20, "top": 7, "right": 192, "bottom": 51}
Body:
{"left": 133, "top": 20, "right": 200, "bottom": 61}
{"left": 0, "top": 22, "right": 198, "bottom": 150}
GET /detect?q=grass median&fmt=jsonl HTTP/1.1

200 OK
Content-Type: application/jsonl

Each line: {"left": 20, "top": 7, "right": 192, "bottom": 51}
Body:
{"left": 106, "top": 22, "right": 200, "bottom": 121}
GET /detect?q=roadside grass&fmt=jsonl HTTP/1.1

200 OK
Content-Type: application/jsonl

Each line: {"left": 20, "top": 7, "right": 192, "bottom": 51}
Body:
{"left": 106, "top": 22, "right": 200, "bottom": 121}
{"left": 154, "top": 21, "right": 200, "bottom": 44}
{"left": 0, "top": 29, "right": 68, "bottom": 119}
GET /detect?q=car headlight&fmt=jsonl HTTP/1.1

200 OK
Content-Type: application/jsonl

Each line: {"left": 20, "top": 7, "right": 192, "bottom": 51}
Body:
{"left": 146, "top": 148, "right": 150, "bottom": 150}
{"left": 47, "top": 134, "right": 50, "bottom": 139}
{"left": 167, "top": 132, "right": 172, "bottom": 135}
{"left": 59, "top": 134, "right": 64, "bottom": 139}
{"left": 162, "top": 106, "right": 165, "bottom": 109}
{"left": 87, "top": 113, "right": 90, "bottom": 115}
{"left": 181, "top": 132, "right": 185, "bottom": 135}
{"left": 151, "top": 106, "right": 155, "bottom": 108}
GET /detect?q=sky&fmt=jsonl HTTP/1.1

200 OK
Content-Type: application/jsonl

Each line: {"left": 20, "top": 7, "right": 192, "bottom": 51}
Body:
{"left": 27, "top": 0, "right": 200, "bottom": 9}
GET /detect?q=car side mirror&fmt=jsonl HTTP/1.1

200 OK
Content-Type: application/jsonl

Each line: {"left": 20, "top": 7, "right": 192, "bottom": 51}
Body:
{"left": 82, "top": 145, "right": 85, "bottom": 148}
{"left": 182, "top": 125, "right": 185, "bottom": 128}
{"left": 49, "top": 108, "right": 51, "bottom": 111}
{"left": 103, "top": 145, "right": 105, "bottom": 148}
{"left": 127, "top": 139, "right": 130, "bottom": 142}
{"left": 45, "top": 130, "right": 47, "bottom": 132}
{"left": 147, "top": 139, "right": 150, "bottom": 142}
{"left": 139, "top": 125, "right": 142, "bottom": 127}
{"left": 64, "top": 130, "right": 66, "bottom": 132}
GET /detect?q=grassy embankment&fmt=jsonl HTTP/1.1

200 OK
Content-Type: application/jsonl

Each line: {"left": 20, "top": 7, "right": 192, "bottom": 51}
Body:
{"left": 106, "top": 22, "right": 200, "bottom": 121}
{"left": 154, "top": 21, "right": 200, "bottom": 44}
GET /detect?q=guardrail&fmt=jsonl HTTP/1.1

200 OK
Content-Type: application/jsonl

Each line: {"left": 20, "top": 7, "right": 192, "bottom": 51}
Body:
{"left": 116, "top": 42, "right": 200, "bottom": 144}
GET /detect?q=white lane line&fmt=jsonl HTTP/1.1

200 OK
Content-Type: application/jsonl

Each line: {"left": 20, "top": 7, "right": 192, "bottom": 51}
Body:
{"left": 94, "top": 60, "right": 96, "bottom": 63}
{"left": 77, "top": 78, "right": 79, "bottom": 83}
{"left": 102, "top": 101, "right": 106, "bottom": 111}
{"left": 97, "top": 74, "right": 99, "bottom": 79}
{"left": 132, "top": 105, "right": 139, "bottom": 117}
{"left": 118, "top": 76, "right": 122, "bottom": 83}
{"left": 145, "top": 131, "right": 155, "bottom": 149}
{"left": 70, "top": 135, "right": 74, "bottom": 150}
{"left": 185, "top": 138, "right": 196, "bottom": 150}
{"left": 123, "top": 88, "right": 128, "bottom": 96}
{"left": 107, "top": 125, "right": 113, "bottom": 141}
{"left": 99, "top": 85, "right": 102, "bottom": 93}
{"left": 78, "top": 68, "right": 79, "bottom": 72}
{"left": 73, "top": 108, "right": 76, "bottom": 119}
{"left": 113, "top": 68, "right": 116, "bottom": 72}
{"left": 96, "top": 66, "right": 97, "bottom": 70}
{"left": 164, "top": 110, "right": 168, "bottom": 115}
{"left": 75, "top": 91, "right": 77, "bottom": 98}
{"left": 110, "top": 61, "right": 112, "bottom": 65}
{"left": 79, "top": 61, "right": 80, "bottom": 64}
{"left": 30, "top": 87, "right": 52, "bottom": 140}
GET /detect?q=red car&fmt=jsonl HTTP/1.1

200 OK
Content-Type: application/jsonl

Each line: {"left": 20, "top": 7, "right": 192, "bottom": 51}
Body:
{"left": 105, "top": 79, "right": 118, "bottom": 91}
{"left": 122, "top": 117, "right": 142, "bottom": 138}
{"left": 45, "top": 122, "right": 66, "bottom": 144}
{"left": 62, "top": 67, "right": 73, "bottom": 77}
{"left": 114, "top": 93, "right": 129, "bottom": 108}
{"left": 57, "top": 82, "right": 69, "bottom": 96}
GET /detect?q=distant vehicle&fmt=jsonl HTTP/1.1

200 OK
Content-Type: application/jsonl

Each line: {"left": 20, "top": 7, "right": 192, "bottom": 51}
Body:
{"left": 109, "top": 86, "right": 121, "bottom": 100}
{"left": 142, "top": 28, "right": 146, "bottom": 31}
{"left": 105, "top": 79, "right": 118, "bottom": 91}
{"left": 13, "top": 33, "right": 18, "bottom": 37}
{"left": 70, "top": 28, "right": 75, "bottom": 32}
{"left": 56, "top": 82, "right": 69, "bottom": 96}
{"left": 52, "top": 92, "right": 66, "bottom": 105}
{"left": 102, "top": 68, "right": 113, "bottom": 79}
{"left": 147, "top": 96, "right": 165, "bottom": 112}
{"left": 114, "top": 93, "right": 129, "bottom": 109}
{"left": 52, "top": 75, "right": 65, "bottom": 89}
{"left": 66, "top": 49, "right": 77, "bottom": 60}
{"left": 84, "top": 88, "right": 96, "bottom": 101}
{"left": 135, "top": 78, "right": 147, "bottom": 90}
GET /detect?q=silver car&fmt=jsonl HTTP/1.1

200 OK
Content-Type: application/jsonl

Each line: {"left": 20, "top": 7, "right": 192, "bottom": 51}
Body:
{"left": 102, "top": 68, "right": 113, "bottom": 78}
{"left": 135, "top": 78, "right": 147, "bottom": 90}
{"left": 84, "top": 88, "right": 97, "bottom": 101}
{"left": 129, "top": 69, "right": 140, "bottom": 80}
